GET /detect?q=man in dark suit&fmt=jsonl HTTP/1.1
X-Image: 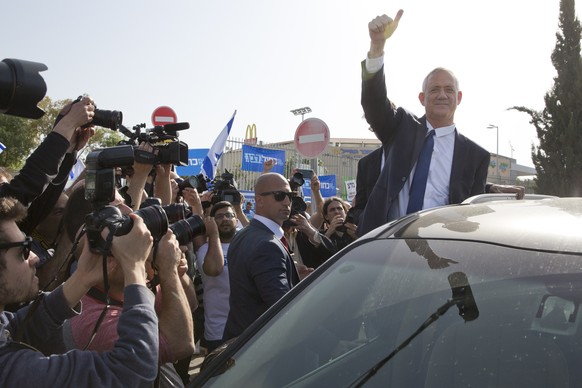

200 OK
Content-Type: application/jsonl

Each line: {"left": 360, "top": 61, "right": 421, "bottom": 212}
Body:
{"left": 358, "top": 10, "right": 492, "bottom": 236}
{"left": 223, "top": 173, "right": 300, "bottom": 341}
{"left": 352, "top": 145, "right": 384, "bottom": 225}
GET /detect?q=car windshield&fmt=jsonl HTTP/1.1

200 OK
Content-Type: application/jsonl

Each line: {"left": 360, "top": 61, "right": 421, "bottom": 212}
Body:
{"left": 203, "top": 238, "right": 582, "bottom": 387}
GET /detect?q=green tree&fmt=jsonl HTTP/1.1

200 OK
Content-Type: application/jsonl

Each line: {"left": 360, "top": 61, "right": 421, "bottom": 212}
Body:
{"left": 511, "top": 0, "right": 582, "bottom": 196}
{"left": 0, "top": 96, "right": 125, "bottom": 169}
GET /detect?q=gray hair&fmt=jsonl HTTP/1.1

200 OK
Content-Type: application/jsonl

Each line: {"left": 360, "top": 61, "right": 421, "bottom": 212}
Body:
{"left": 422, "top": 67, "right": 460, "bottom": 93}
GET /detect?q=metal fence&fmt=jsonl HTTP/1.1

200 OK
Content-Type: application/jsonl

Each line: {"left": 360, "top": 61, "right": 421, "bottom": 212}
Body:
{"left": 216, "top": 137, "right": 375, "bottom": 199}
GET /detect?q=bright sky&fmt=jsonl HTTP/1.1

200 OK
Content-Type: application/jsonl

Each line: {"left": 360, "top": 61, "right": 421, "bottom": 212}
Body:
{"left": 3, "top": 0, "right": 579, "bottom": 168}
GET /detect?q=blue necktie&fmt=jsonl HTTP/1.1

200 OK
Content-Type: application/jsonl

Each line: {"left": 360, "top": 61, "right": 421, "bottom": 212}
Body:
{"left": 407, "top": 130, "right": 435, "bottom": 214}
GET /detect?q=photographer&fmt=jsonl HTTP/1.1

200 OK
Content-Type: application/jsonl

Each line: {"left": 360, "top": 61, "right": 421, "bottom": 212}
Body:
{"left": 0, "top": 196, "right": 160, "bottom": 386}
{"left": 321, "top": 197, "right": 358, "bottom": 251}
{"left": 286, "top": 212, "right": 335, "bottom": 271}
{"left": 52, "top": 182, "right": 198, "bottom": 385}
{"left": 0, "top": 96, "right": 95, "bottom": 207}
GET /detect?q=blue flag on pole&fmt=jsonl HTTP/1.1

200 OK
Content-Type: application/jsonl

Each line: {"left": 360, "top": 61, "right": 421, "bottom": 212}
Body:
{"left": 201, "top": 110, "right": 237, "bottom": 180}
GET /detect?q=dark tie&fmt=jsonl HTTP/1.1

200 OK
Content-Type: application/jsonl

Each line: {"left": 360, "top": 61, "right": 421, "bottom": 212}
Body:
{"left": 280, "top": 235, "right": 289, "bottom": 251}
{"left": 407, "top": 130, "right": 436, "bottom": 214}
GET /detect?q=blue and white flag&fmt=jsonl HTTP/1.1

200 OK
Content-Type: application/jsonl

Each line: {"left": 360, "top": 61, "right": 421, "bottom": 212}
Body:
{"left": 201, "top": 110, "right": 237, "bottom": 180}
{"left": 65, "top": 158, "right": 85, "bottom": 189}
{"left": 0, "top": 142, "right": 6, "bottom": 155}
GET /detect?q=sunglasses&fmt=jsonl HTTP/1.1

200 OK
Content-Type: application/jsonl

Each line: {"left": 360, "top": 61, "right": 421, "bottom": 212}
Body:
{"left": 260, "top": 191, "right": 294, "bottom": 202}
{"left": 0, "top": 236, "right": 32, "bottom": 261}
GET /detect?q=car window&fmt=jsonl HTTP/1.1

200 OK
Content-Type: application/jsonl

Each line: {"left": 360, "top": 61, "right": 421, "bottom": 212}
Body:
{"left": 202, "top": 239, "right": 582, "bottom": 387}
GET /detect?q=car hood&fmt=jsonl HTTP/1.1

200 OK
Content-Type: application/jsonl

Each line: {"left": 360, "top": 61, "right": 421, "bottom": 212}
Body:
{"left": 373, "top": 198, "right": 582, "bottom": 253}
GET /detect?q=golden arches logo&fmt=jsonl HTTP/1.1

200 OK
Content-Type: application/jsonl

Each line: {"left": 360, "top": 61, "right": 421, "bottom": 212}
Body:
{"left": 245, "top": 124, "right": 257, "bottom": 145}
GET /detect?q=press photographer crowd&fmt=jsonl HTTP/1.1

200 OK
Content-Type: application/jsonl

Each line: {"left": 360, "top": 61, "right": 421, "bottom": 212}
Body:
{"left": 0, "top": 58, "right": 358, "bottom": 386}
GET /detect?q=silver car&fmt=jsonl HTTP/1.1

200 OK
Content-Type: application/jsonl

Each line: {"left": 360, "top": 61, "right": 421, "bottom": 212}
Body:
{"left": 191, "top": 197, "right": 582, "bottom": 388}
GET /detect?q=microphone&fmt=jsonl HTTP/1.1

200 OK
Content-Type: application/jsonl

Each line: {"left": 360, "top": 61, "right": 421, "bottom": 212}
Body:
{"left": 448, "top": 272, "right": 479, "bottom": 322}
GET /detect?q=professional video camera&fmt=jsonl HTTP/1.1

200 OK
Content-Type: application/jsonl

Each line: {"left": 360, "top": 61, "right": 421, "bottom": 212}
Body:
{"left": 118, "top": 122, "right": 189, "bottom": 166}
{"left": 211, "top": 170, "right": 241, "bottom": 205}
{"left": 0, "top": 58, "right": 47, "bottom": 119}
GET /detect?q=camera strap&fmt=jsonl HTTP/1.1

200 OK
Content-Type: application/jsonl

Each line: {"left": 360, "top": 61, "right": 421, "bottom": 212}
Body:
{"left": 82, "top": 228, "right": 116, "bottom": 351}
{"left": 148, "top": 239, "right": 160, "bottom": 295}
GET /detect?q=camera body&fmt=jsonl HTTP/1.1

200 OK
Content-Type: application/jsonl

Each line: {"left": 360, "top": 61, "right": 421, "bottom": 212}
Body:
{"left": 211, "top": 170, "right": 240, "bottom": 205}
{"left": 119, "top": 122, "right": 189, "bottom": 166}
{"left": 336, "top": 208, "right": 356, "bottom": 233}
{"left": 85, "top": 145, "right": 135, "bottom": 205}
{"left": 175, "top": 174, "right": 209, "bottom": 196}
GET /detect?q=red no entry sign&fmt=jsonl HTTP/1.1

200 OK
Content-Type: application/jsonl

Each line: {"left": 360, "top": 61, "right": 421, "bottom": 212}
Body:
{"left": 151, "top": 106, "right": 177, "bottom": 126}
{"left": 294, "top": 118, "right": 330, "bottom": 158}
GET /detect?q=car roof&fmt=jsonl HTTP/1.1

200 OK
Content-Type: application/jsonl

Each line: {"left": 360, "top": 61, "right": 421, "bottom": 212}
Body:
{"left": 367, "top": 197, "right": 582, "bottom": 254}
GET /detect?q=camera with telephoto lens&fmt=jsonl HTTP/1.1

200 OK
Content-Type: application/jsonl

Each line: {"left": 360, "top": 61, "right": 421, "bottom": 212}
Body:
{"left": 117, "top": 122, "right": 189, "bottom": 166}
{"left": 211, "top": 170, "right": 241, "bottom": 205}
{"left": 0, "top": 58, "right": 47, "bottom": 119}
{"left": 84, "top": 145, "right": 169, "bottom": 253}
{"left": 51, "top": 95, "right": 123, "bottom": 131}
{"left": 139, "top": 197, "right": 205, "bottom": 245}
{"left": 140, "top": 197, "right": 193, "bottom": 223}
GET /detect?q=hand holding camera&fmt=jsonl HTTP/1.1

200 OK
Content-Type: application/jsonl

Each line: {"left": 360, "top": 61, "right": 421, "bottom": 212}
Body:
{"left": 110, "top": 213, "right": 154, "bottom": 285}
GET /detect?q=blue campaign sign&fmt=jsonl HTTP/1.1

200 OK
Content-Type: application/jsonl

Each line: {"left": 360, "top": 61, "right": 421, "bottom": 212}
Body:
{"left": 175, "top": 149, "right": 209, "bottom": 176}
{"left": 241, "top": 145, "right": 285, "bottom": 174}
{"left": 302, "top": 175, "right": 336, "bottom": 198}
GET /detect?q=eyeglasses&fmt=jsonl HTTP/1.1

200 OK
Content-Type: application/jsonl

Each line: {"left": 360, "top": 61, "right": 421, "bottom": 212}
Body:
{"left": 260, "top": 191, "right": 294, "bottom": 202}
{"left": 214, "top": 212, "right": 236, "bottom": 221}
{"left": 0, "top": 236, "right": 32, "bottom": 261}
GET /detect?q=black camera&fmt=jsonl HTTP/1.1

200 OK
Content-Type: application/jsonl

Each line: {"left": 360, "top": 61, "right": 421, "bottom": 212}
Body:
{"left": 282, "top": 195, "right": 307, "bottom": 228}
{"left": 118, "top": 122, "right": 189, "bottom": 166}
{"left": 85, "top": 202, "right": 169, "bottom": 254}
{"left": 289, "top": 172, "right": 305, "bottom": 191}
{"left": 140, "top": 197, "right": 192, "bottom": 223}
{"left": 0, "top": 58, "right": 47, "bottom": 119}
{"left": 87, "top": 108, "right": 123, "bottom": 131}
{"left": 336, "top": 208, "right": 356, "bottom": 233}
{"left": 85, "top": 145, "right": 135, "bottom": 206}
{"left": 84, "top": 145, "right": 171, "bottom": 252}
{"left": 170, "top": 214, "right": 206, "bottom": 245}
{"left": 139, "top": 197, "right": 204, "bottom": 245}
{"left": 211, "top": 170, "right": 240, "bottom": 205}
{"left": 176, "top": 174, "right": 209, "bottom": 196}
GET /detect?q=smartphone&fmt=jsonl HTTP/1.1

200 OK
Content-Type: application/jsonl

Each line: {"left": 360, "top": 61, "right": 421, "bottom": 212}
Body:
{"left": 297, "top": 169, "right": 314, "bottom": 181}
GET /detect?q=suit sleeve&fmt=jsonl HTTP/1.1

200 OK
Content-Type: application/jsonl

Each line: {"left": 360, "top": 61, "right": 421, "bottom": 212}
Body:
{"left": 249, "top": 239, "right": 293, "bottom": 307}
{"left": 471, "top": 149, "right": 490, "bottom": 196}
{"left": 361, "top": 61, "right": 400, "bottom": 146}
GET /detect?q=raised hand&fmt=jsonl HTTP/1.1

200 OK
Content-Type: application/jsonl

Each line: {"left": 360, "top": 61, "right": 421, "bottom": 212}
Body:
{"left": 368, "top": 10, "right": 404, "bottom": 44}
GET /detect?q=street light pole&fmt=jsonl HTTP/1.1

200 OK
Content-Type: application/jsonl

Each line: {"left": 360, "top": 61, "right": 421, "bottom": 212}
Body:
{"left": 290, "top": 107, "right": 312, "bottom": 122}
{"left": 487, "top": 124, "right": 500, "bottom": 183}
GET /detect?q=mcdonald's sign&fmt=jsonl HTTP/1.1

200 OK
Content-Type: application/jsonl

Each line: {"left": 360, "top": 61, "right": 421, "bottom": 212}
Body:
{"left": 244, "top": 124, "right": 258, "bottom": 145}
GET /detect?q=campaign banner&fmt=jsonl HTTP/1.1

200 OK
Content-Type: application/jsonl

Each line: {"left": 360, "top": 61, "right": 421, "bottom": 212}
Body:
{"left": 345, "top": 179, "right": 356, "bottom": 203}
{"left": 241, "top": 145, "right": 285, "bottom": 174}
{"left": 302, "top": 175, "right": 336, "bottom": 198}
{"left": 175, "top": 148, "right": 209, "bottom": 176}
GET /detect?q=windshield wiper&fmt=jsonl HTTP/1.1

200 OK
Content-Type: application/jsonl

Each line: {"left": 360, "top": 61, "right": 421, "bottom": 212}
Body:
{"left": 346, "top": 271, "right": 479, "bottom": 388}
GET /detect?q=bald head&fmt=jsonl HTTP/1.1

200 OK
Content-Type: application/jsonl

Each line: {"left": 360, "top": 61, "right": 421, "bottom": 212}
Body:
{"left": 254, "top": 173, "right": 292, "bottom": 224}
{"left": 254, "top": 173, "right": 289, "bottom": 196}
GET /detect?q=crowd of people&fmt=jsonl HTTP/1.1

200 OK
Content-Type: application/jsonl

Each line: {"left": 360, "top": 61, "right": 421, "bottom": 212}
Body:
{"left": 0, "top": 9, "right": 526, "bottom": 387}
